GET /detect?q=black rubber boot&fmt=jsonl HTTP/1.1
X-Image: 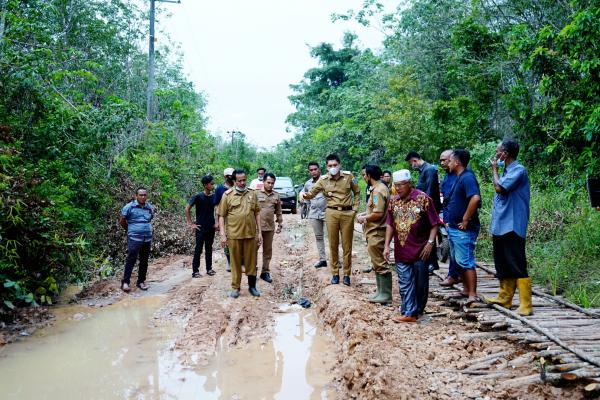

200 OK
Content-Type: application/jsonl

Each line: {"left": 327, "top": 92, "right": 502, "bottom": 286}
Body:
{"left": 248, "top": 275, "right": 261, "bottom": 297}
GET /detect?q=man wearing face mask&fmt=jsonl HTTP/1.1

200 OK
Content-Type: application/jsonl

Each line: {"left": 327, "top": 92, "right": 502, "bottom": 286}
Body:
{"left": 299, "top": 154, "right": 360, "bottom": 286}
{"left": 486, "top": 139, "right": 532, "bottom": 316}
{"left": 218, "top": 169, "right": 262, "bottom": 298}
{"left": 304, "top": 162, "right": 328, "bottom": 269}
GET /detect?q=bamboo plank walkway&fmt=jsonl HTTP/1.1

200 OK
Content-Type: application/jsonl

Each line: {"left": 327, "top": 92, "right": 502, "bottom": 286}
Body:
{"left": 430, "top": 262, "right": 600, "bottom": 391}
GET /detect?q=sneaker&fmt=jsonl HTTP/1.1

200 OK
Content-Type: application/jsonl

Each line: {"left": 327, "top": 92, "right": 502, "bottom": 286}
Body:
{"left": 192, "top": 272, "right": 201, "bottom": 278}
{"left": 136, "top": 282, "right": 148, "bottom": 291}
{"left": 121, "top": 283, "right": 131, "bottom": 293}
{"left": 206, "top": 269, "right": 216, "bottom": 276}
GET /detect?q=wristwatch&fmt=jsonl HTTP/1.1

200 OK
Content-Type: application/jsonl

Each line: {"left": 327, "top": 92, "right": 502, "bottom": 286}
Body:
{"left": 427, "top": 239, "right": 434, "bottom": 245}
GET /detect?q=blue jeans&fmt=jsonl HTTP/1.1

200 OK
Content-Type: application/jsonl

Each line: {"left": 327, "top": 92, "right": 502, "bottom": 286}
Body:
{"left": 395, "top": 260, "right": 429, "bottom": 317}
{"left": 448, "top": 227, "right": 479, "bottom": 270}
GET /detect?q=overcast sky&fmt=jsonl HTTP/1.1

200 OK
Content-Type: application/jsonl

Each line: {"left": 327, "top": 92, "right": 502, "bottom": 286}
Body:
{"left": 160, "top": 0, "right": 391, "bottom": 148}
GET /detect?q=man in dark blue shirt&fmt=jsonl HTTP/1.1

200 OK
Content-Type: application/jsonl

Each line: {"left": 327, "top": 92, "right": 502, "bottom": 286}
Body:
{"left": 446, "top": 149, "right": 481, "bottom": 304}
{"left": 186, "top": 175, "right": 217, "bottom": 277}
{"left": 119, "top": 187, "right": 154, "bottom": 292}
{"left": 438, "top": 149, "right": 460, "bottom": 287}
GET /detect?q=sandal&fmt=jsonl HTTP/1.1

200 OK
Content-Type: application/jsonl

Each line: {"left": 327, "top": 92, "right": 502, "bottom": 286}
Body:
{"left": 206, "top": 269, "right": 216, "bottom": 276}
{"left": 136, "top": 282, "right": 148, "bottom": 291}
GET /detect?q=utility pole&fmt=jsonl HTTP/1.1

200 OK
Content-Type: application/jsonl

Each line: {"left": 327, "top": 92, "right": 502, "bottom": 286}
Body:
{"left": 147, "top": 0, "right": 180, "bottom": 122}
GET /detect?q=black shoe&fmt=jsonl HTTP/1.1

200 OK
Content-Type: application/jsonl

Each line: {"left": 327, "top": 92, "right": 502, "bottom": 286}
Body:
{"left": 206, "top": 269, "right": 216, "bottom": 276}
{"left": 229, "top": 290, "right": 240, "bottom": 299}
{"left": 136, "top": 282, "right": 148, "bottom": 291}
{"left": 343, "top": 276, "right": 350, "bottom": 286}
{"left": 331, "top": 275, "right": 340, "bottom": 285}
{"left": 313, "top": 260, "right": 327, "bottom": 269}
{"left": 192, "top": 272, "right": 201, "bottom": 278}
{"left": 248, "top": 275, "right": 261, "bottom": 297}
{"left": 260, "top": 272, "right": 272, "bottom": 283}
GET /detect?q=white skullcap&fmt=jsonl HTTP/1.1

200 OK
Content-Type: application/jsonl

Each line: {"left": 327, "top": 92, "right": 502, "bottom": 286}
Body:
{"left": 223, "top": 167, "right": 234, "bottom": 176}
{"left": 393, "top": 169, "right": 411, "bottom": 183}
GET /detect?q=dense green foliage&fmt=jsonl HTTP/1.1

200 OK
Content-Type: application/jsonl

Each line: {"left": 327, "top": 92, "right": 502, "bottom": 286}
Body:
{"left": 265, "top": 0, "right": 600, "bottom": 305}
{"left": 0, "top": 0, "right": 241, "bottom": 316}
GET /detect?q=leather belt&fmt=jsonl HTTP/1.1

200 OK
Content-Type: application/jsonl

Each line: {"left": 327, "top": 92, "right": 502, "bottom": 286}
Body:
{"left": 327, "top": 206, "right": 353, "bottom": 211}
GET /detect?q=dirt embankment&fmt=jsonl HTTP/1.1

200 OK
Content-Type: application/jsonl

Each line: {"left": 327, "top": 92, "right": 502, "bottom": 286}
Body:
{"left": 3, "top": 214, "right": 584, "bottom": 399}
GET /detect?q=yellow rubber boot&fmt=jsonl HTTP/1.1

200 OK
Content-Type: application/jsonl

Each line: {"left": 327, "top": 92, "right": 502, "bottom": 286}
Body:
{"left": 516, "top": 277, "right": 533, "bottom": 316}
{"left": 485, "top": 279, "right": 516, "bottom": 308}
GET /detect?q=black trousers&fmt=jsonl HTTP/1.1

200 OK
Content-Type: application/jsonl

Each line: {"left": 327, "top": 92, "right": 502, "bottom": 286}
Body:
{"left": 192, "top": 229, "right": 215, "bottom": 273}
{"left": 123, "top": 239, "right": 151, "bottom": 285}
{"left": 493, "top": 232, "right": 528, "bottom": 279}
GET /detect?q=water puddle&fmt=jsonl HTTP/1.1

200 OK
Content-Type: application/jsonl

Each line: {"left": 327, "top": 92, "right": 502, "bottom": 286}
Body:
{"left": 0, "top": 297, "right": 335, "bottom": 399}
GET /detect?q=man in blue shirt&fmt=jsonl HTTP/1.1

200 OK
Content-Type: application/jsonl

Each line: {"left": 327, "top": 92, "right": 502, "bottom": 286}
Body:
{"left": 486, "top": 139, "right": 532, "bottom": 316}
{"left": 185, "top": 174, "right": 217, "bottom": 278}
{"left": 446, "top": 149, "right": 481, "bottom": 304}
{"left": 119, "top": 187, "right": 154, "bottom": 292}
{"left": 438, "top": 149, "right": 460, "bottom": 287}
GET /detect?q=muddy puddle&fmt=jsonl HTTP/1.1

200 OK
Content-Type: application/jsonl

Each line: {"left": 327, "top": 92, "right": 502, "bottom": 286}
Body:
{"left": 0, "top": 294, "right": 335, "bottom": 399}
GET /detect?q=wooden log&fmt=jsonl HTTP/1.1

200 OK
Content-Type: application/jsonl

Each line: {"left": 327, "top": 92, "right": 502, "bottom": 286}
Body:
{"left": 546, "top": 362, "right": 591, "bottom": 372}
{"left": 508, "top": 353, "right": 536, "bottom": 368}
{"left": 500, "top": 373, "right": 563, "bottom": 388}
{"left": 472, "top": 372, "right": 513, "bottom": 380}
{"left": 487, "top": 302, "right": 600, "bottom": 368}
{"left": 561, "top": 369, "right": 600, "bottom": 380}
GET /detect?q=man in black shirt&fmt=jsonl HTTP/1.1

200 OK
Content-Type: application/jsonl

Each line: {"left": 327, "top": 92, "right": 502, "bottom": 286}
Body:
{"left": 406, "top": 151, "right": 442, "bottom": 273}
{"left": 185, "top": 175, "right": 217, "bottom": 277}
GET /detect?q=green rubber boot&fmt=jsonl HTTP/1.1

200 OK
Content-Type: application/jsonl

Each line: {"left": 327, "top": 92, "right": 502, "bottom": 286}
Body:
{"left": 368, "top": 273, "right": 381, "bottom": 300}
{"left": 369, "top": 273, "right": 392, "bottom": 304}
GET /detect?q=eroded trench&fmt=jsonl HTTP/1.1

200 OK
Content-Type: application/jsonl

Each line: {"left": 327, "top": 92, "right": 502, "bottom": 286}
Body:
{"left": 0, "top": 220, "right": 338, "bottom": 400}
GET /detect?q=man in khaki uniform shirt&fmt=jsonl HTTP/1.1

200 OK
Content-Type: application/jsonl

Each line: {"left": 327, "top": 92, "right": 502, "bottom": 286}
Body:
{"left": 218, "top": 169, "right": 262, "bottom": 298}
{"left": 258, "top": 173, "right": 283, "bottom": 283}
{"left": 357, "top": 165, "right": 392, "bottom": 303}
{"left": 300, "top": 154, "right": 360, "bottom": 286}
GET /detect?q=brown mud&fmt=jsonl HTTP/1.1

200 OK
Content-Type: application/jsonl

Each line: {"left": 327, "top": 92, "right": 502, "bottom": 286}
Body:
{"left": 0, "top": 214, "right": 586, "bottom": 399}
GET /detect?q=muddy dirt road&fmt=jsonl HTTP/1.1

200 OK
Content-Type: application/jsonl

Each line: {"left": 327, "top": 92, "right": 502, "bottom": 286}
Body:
{"left": 0, "top": 214, "right": 584, "bottom": 399}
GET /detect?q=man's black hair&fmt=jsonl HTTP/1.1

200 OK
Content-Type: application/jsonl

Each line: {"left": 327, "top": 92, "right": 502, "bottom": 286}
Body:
{"left": 308, "top": 161, "right": 320, "bottom": 169}
{"left": 256, "top": 167, "right": 266, "bottom": 173}
{"left": 201, "top": 174, "right": 214, "bottom": 185}
{"left": 264, "top": 172, "right": 276, "bottom": 181}
{"left": 364, "top": 165, "right": 383, "bottom": 181}
{"left": 452, "top": 149, "right": 471, "bottom": 167}
{"left": 135, "top": 187, "right": 147, "bottom": 195}
{"left": 501, "top": 139, "right": 520, "bottom": 159}
{"left": 233, "top": 169, "right": 246, "bottom": 180}
{"left": 326, "top": 154, "right": 340, "bottom": 163}
{"left": 404, "top": 150, "right": 421, "bottom": 161}
{"left": 382, "top": 170, "right": 392, "bottom": 176}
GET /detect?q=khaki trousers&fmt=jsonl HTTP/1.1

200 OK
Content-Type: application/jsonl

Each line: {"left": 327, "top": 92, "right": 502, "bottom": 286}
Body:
{"left": 325, "top": 209, "right": 355, "bottom": 276}
{"left": 367, "top": 229, "right": 389, "bottom": 274}
{"left": 229, "top": 237, "right": 257, "bottom": 290}
{"left": 261, "top": 230, "right": 274, "bottom": 273}
{"left": 309, "top": 218, "right": 327, "bottom": 262}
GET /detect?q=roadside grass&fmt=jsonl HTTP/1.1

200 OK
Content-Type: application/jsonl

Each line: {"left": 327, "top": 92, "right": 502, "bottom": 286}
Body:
{"left": 478, "top": 183, "right": 600, "bottom": 307}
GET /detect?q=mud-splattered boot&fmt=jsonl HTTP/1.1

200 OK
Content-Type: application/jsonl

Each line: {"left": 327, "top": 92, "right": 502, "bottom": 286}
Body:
{"left": 485, "top": 279, "right": 516, "bottom": 309}
{"left": 368, "top": 273, "right": 381, "bottom": 300}
{"left": 516, "top": 277, "right": 533, "bottom": 316}
{"left": 370, "top": 273, "right": 392, "bottom": 304}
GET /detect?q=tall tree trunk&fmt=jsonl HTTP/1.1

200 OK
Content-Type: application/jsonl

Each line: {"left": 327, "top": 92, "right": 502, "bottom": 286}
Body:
{"left": 0, "top": 0, "right": 8, "bottom": 43}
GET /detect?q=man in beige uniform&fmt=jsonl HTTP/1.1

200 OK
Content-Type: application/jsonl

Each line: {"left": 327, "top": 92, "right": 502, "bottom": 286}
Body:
{"left": 258, "top": 173, "right": 283, "bottom": 283}
{"left": 300, "top": 154, "right": 360, "bottom": 286}
{"left": 218, "top": 169, "right": 262, "bottom": 298}
{"left": 357, "top": 165, "right": 392, "bottom": 303}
